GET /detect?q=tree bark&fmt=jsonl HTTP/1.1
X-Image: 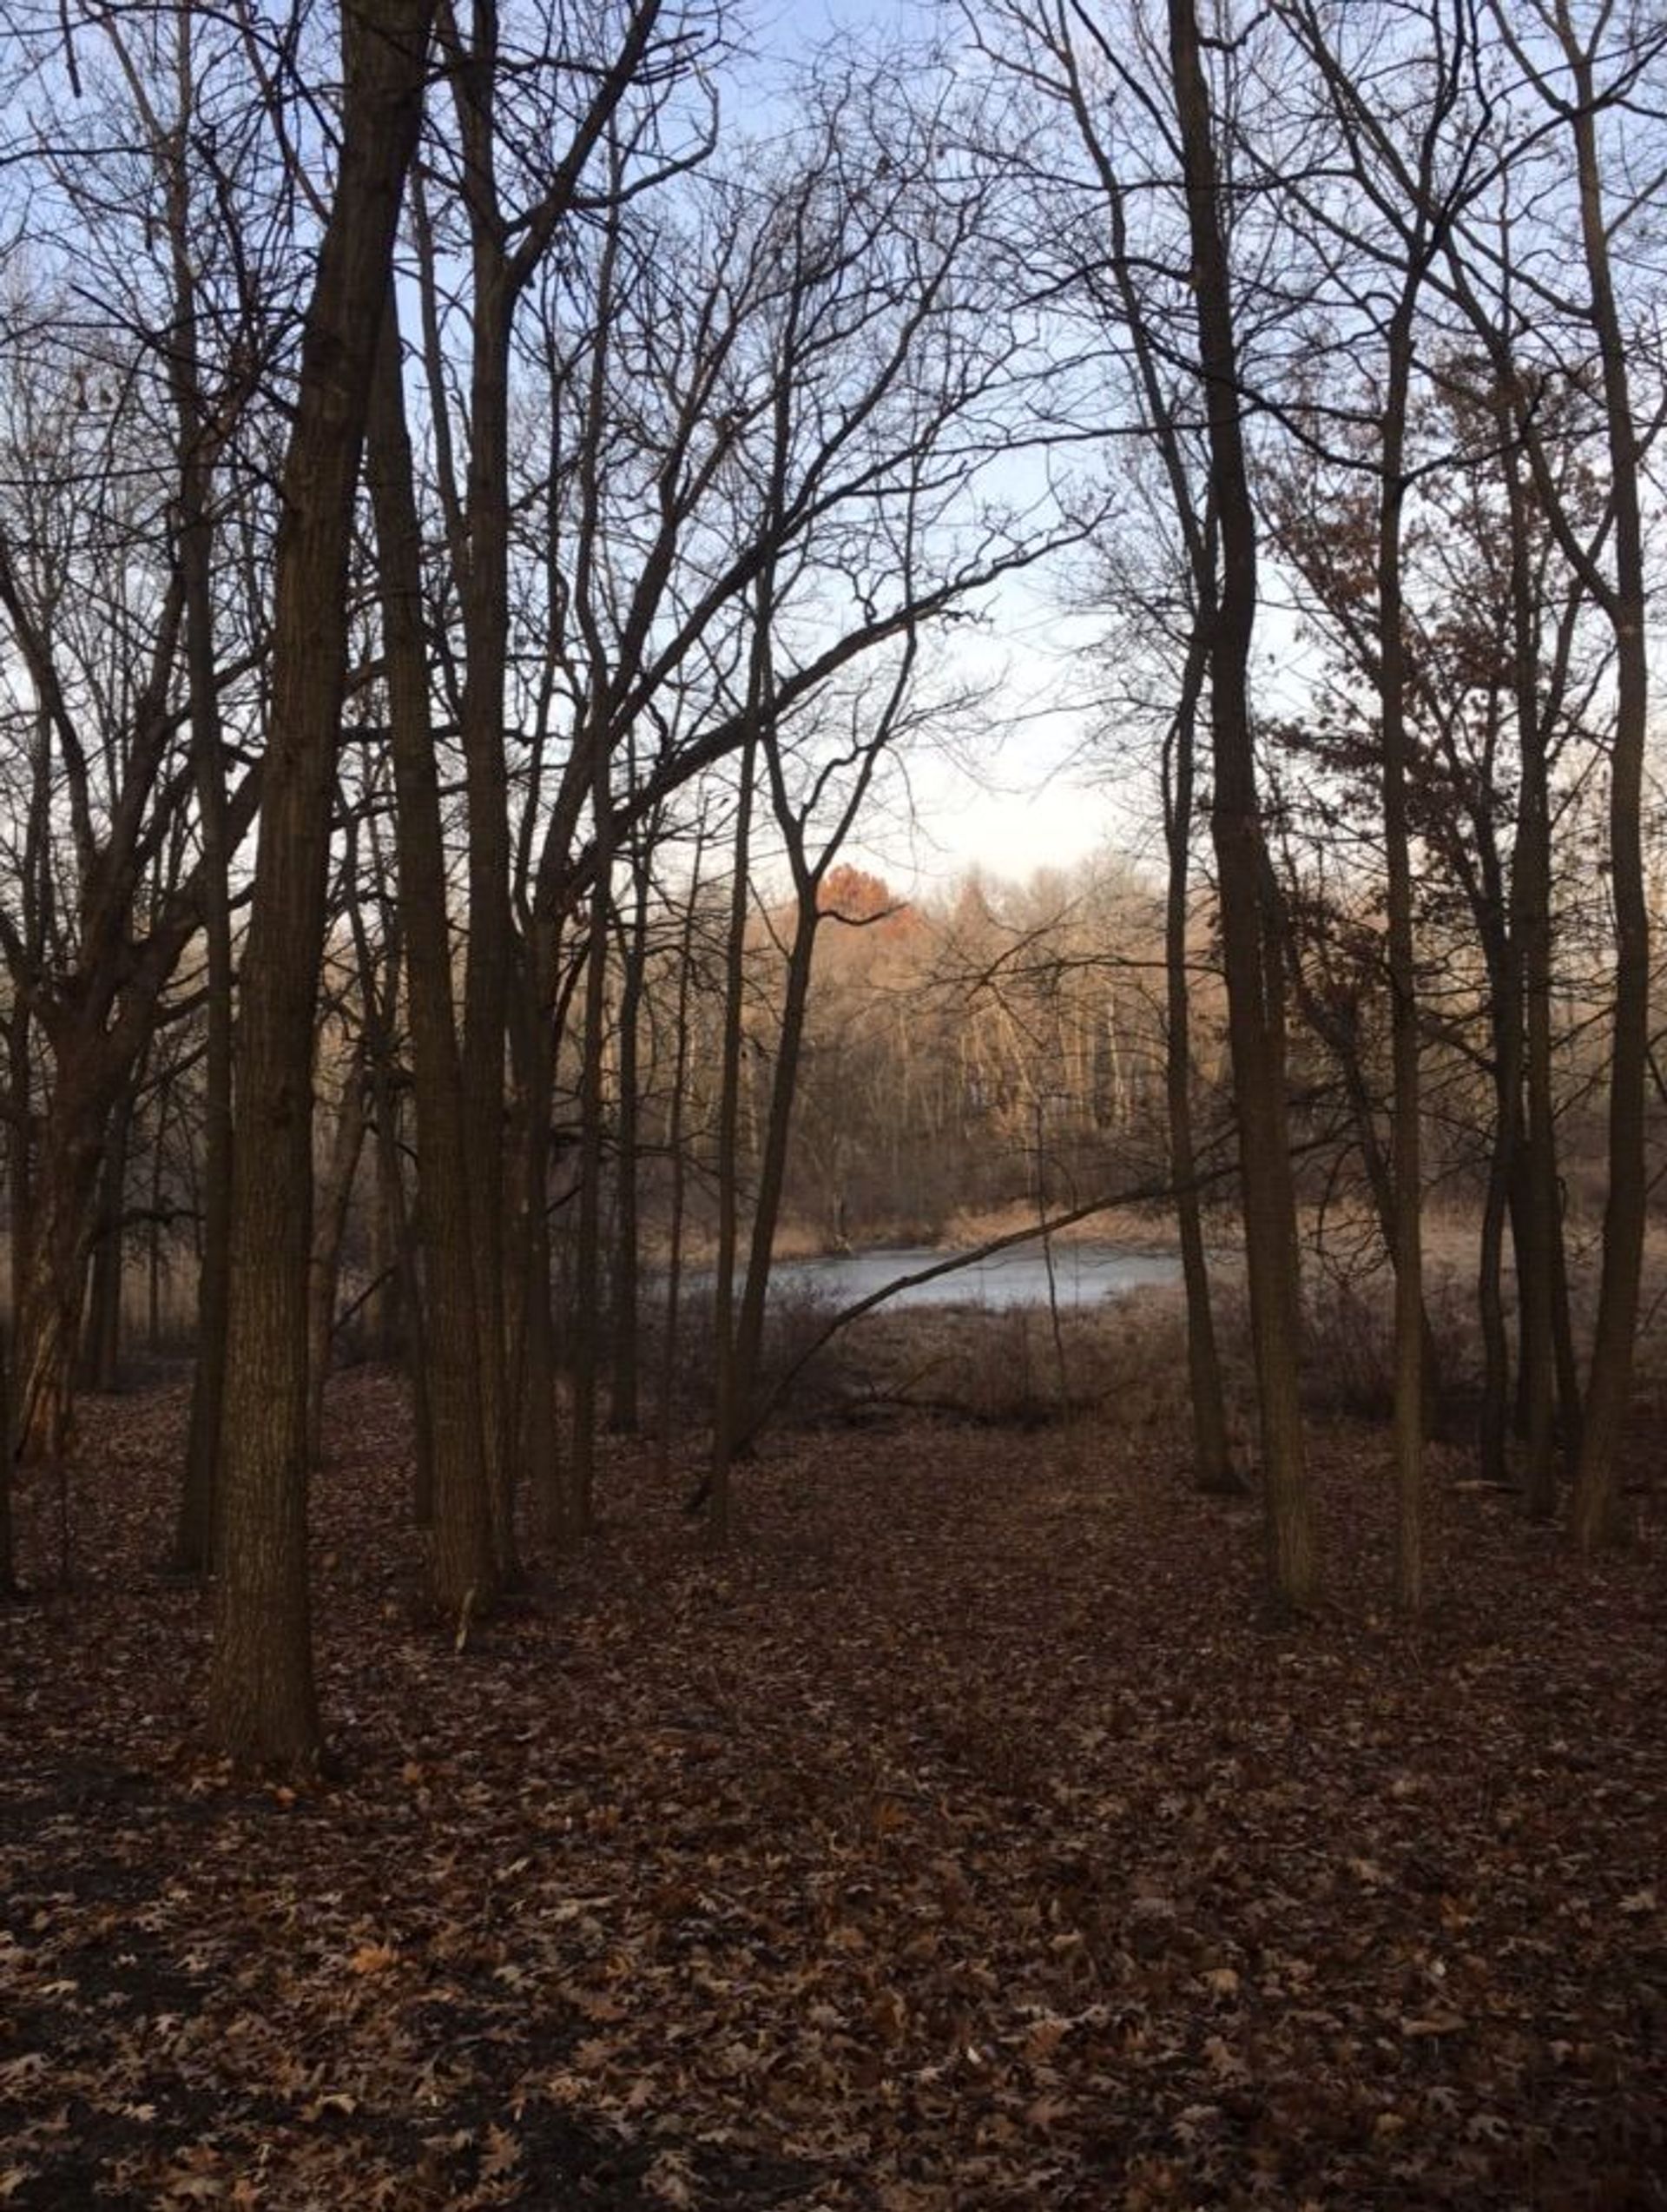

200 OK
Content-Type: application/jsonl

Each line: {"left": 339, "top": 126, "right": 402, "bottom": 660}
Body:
{"left": 208, "top": 0, "right": 434, "bottom": 1772}
{"left": 570, "top": 727, "right": 616, "bottom": 1542}
{"left": 142, "top": 12, "right": 243, "bottom": 1577}
{"left": 1163, "top": 649, "right": 1238, "bottom": 1496}
{"left": 305, "top": 1043, "right": 369, "bottom": 1469}
{"left": 1376, "top": 287, "right": 1425, "bottom": 1615}
{"left": 78, "top": 1068, "right": 135, "bottom": 1394}
{"left": 1044, "top": 0, "right": 1237, "bottom": 1495}
{"left": 1558, "top": 23, "right": 1647, "bottom": 1554}
{"left": 11, "top": 1045, "right": 122, "bottom": 1468}
{"left": 610, "top": 814, "right": 652, "bottom": 1435}
{"left": 433, "top": 0, "right": 669, "bottom": 1583}
{"left": 708, "top": 729, "right": 758, "bottom": 1547}
{"left": 1168, "top": 0, "right": 1316, "bottom": 1611}
{"left": 654, "top": 816, "right": 707, "bottom": 1482}
{"left": 365, "top": 282, "right": 497, "bottom": 1614}
{"left": 1501, "top": 423, "right": 1559, "bottom": 1517}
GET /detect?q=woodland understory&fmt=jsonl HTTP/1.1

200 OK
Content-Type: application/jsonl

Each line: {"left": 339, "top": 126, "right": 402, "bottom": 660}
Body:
{"left": 2, "top": 1327, "right": 1663, "bottom": 2212}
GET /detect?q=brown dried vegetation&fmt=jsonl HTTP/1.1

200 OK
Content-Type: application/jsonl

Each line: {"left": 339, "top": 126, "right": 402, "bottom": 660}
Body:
{"left": 2, "top": 1354, "right": 1664, "bottom": 2208}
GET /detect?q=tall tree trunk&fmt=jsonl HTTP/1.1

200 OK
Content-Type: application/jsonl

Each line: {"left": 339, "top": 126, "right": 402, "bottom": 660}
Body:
{"left": 1561, "top": 35, "right": 1648, "bottom": 1555}
{"left": 78, "top": 1068, "right": 135, "bottom": 1394}
{"left": 11, "top": 1048, "right": 113, "bottom": 1469}
{"left": 730, "top": 598, "right": 908, "bottom": 1450}
{"left": 1168, "top": 0, "right": 1316, "bottom": 1611}
{"left": 1163, "top": 650, "right": 1238, "bottom": 1495}
{"left": 10, "top": 974, "right": 202, "bottom": 1478}
{"left": 208, "top": 0, "right": 433, "bottom": 1772}
{"left": 731, "top": 890, "right": 816, "bottom": 1442}
{"left": 1550, "top": 1186, "right": 1582, "bottom": 1471}
{"left": 366, "top": 1040, "right": 436, "bottom": 1522}
{"left": 708, "top": 731, "right": 758, "bottom": 1546}
{"left": 610, "top": 817, "right": 651, "bottom": 1434}
{"left": 1477, "top": 1054, "right": 1518, "bottom": 1487}
{"left": 1377, "top": 288, "right": 1425, "bottom": 1615}
{"left": 520, "top": 1109, "right": 562, "bottom": 1542}
{"left": 146, "top": 1074, "right": 169, "bottom": 1358}
{"left": 1056, "top": 5, "right": 1237, "bottom": 1496}
{"left": 170, "top": 120, "right": 237, "bottom": 1575}
{"left": 1503, "top": 427, "right": 1558, "bottom": 1516}
{"left": 365, "top": 283, "right": 497, "bottom": 1614}
{"left": 505, "top": 897, "right": 566, "bottom": 1542}
{"left": 175, "top": 672, "right": 234, "bottom": 1567}
{"left": 456, "top": 250, "right": 518, "bottom": 1580}
{"left": 433, "top": 3, "right": 671, "bottom": 1580}
{"left": 366, "top": 1046, "right": 403, "bottom": 1364}
{"left": 654, "top": 821, "right": 707, "bottom": 1482}
{"left": 305, "top": 1046, "right": 369, "bottom": 1469}
{"left": 1, "top": 718, "right": 45, "bottom": 1590}
{"left": 570, "top": 731, "right": 616, "bottom": 1538}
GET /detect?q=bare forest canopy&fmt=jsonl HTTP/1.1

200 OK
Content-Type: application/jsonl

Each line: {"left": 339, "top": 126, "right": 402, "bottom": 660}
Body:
{"left": 0, "top": 0, "right": 1664, "bottom": 1768}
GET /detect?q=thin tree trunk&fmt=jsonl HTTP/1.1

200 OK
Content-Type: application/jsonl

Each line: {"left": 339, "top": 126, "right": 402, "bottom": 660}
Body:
{"left": 1377, "top": 288, "right": 1425, "bottom": 1615}
{"left": 1551, "top": 1185, "right": 1582, "bottom": 1472}
{"left": 1038, "top": 0, "right": 1237, "bottom": 1489}
{"left": 171, "top": 116, "right": 237, "bottom": 1577}
{"left": 147, "top": 1076, "right": 168, "bottom": 1357}
{"left": 368, "top": 1045, "right": 436, "bottom": 1523}
{"left": 11, "top": 1059, "right": 110, "bottom": 1469}
{"left": 305, "top": 1047, "right": 368, "bottom": 1469}
{"left": 654, "top": 822, "right": 706, "bottom": 1482}
{"left": 366, "top": 281, "right": 497, "bottom": 1613}
{"left": 1562, "top": 35, "right": 1648, "bottom": 1555}
{"left": 731, "top": 609, "right": 912, "bottom": 1449}
{"left": 1478, "top": 1077, "right": 1516, "bottom": 1486}
{"left": 709, "top": 733, "right": 758, "bottom": 1546}
{"left": 731, "top": 892, "right": 815, "bottom": 1436}
{"left": 610, "top": 815, "right": 651, "bottom": 1434}
{"left": 1484, "top": 395, "right": 1558, "bottom": 1514}
{"left": 1, "top": 717, "right": 44, "bottom": 1588}
{"left": 79, "top": 1069, "right": 135, "bottom": 1394}
{"left": 1168, "top": 0, "right": 1316, "bottom": 1611}
{"left": 521, "top": 1120, "right": 561, "bottom": 1542}
{"left": 436, "top": 5, "right": 669, "bottom": 1590}
{"left": 570, "top": 733, "right": 616, "bottom": 1540}
{"left": 1163, "top": 657, "right": 1238, "bottom": 1494}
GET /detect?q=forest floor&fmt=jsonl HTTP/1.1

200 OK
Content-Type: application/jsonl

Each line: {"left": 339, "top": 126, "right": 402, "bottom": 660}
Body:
{"left": 1, "top": 1360, "right": 1664, "bottom": 2209}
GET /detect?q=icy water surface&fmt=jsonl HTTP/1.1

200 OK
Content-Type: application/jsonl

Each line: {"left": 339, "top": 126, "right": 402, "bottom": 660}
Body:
{"left": 768, "top": 1241, "right": 1181, "bottom": 1312}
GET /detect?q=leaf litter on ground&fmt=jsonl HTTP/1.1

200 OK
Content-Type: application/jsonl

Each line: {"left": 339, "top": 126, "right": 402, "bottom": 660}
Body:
{"left": 1, "top": 1365, "right": 1664, "bottom": 2208}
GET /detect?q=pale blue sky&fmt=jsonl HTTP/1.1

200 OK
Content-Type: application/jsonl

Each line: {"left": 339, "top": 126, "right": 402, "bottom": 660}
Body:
{"left": 734, "top": 0, "right": 1126, "bottom": 895}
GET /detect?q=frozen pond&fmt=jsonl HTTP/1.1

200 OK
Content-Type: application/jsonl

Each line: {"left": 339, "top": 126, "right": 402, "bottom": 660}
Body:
{"left": 768, "top": 1241, "right": 1182, "bottom": 1313}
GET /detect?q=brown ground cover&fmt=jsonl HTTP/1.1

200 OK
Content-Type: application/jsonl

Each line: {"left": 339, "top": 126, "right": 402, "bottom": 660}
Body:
{"left": 1, "top": 1364, "right": 1663, "bottom": 2208}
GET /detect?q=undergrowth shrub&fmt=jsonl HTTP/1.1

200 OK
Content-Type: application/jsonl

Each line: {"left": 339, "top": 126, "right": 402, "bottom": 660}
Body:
{"left": 1300, "top": 1260, "right": 1478, "bottom": 1430}
{"left": 1302, "top": 1276, "right": 1395, "bottom": 1423}
{"left": 632, "top": 1274, "right": 845, "bottom": 1436}
{"left": 827, "top": 1287, "right": 1202, "bottom": 1436}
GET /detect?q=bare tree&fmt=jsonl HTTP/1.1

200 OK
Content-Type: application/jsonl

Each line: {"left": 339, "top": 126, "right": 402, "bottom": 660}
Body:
{"left": 972, "top": 0, "right": 1242, "bottom": 1495}
{"left": 1166, "top": 0, "right": 1316, "bottom": 1608}
{"left": 0, "top": 3, "right": 297, "bottom": 1575}
{"left": 208, "top": 0, "right": 435, "bottom": 1771}
{"left": 410, "top": 0, "right": 708, "bottom": 1582}
{"left": 1263, "top": 0, "right": 1502, "bottom": 1607}
{"left": 1493, "top": 1, "right": 1659, "bottom": 1553}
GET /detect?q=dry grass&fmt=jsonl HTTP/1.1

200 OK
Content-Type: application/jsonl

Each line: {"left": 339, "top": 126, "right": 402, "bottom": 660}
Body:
{"left": 938, "top": 1200, "right": 1190, "bottom": 1254}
